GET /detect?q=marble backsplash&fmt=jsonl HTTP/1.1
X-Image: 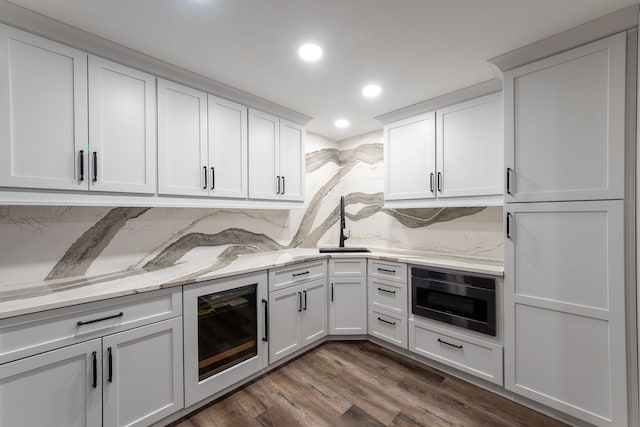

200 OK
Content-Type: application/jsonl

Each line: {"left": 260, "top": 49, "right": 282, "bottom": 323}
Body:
{"left": 0, "top": 131, "right": 503, "bottom": 286}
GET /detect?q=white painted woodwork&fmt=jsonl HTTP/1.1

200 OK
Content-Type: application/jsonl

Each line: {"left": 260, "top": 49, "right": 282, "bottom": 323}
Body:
{"left": 183, "top": 272, "right": 268, "bottom": 407}
{"left": 329, "top": 277, "right": 367, "bottom": 335}
{"left": 88, "top": 55, "right": 157, "bottom": 194}
{"left": 384, "top": 112, "right": 436, "bottom": 200}
{"left": 436, "top": 92, "right": 503, "bottom": 198}
{"left": 504, "top": 201, "right": 627, "bottom": 426}
{"left": 328, "top": 258, "right": 367, "bottom": 277}
{"left": 268, "top": 259, "right": 327, "bottom": 292}
{"left": 208, "top": 95, "right": 248, "bottom": 198}
{"left": 367, "top": 259, "right": 407, "bottom": 283}
{"left": 0, "top": 23, "right": 88, "bottom": 191}
{"left": 279, "top": 119, "right": 305, "bottom": 201}
{"left": 504, "top": 32, "right": 626, "bottom": 202}
{"left": 409, "top": 318, "right": 503, "bottom": 386}
{"left": 248, "top": 108, "right": 279, "bottom": 200}
{"left": 368, "top": 277, "right": 407, "bottom": 316}
{"left": 269, "top": 285, "right": 304, "bottom": 363}
{"left": 369, "top": 307, "right": 408, "bottom": 349}
{"left": 157, "top": 79, "right": 208, "bottom": 197}
{"left": 102, "top": 317, "right": 183, "bottom": 427}
{"left": 301, "top": 279, "right": 328, "bottom": 346}
{"left": 0, "top": 339, "right": 102, "bottom": 427}
{"left": 0, "top": 288, "right": 182, "bottom": 365}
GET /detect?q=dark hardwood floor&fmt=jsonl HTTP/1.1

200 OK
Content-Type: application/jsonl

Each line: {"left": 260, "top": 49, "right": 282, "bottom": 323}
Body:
{"left": 173, "top": 341, "right": 568, "bottom": 427}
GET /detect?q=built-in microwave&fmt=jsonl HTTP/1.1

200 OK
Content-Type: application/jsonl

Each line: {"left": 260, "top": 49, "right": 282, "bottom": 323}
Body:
{"left": 411, "top": 267, "right": 496, "bottom": 336}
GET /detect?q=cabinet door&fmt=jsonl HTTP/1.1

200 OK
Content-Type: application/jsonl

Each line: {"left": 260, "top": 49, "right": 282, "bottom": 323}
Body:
{"left": 504, "top": 32, "right": 625, "bottom": 203}
{"left": 0, "top": 24, "right": 88, "bottom": 191}
{"left": 209, "top": 95, "right": 248, "bottom": 199}
{"left": 329, "top": 277, "right": 367, "bottom": 335}
{"left": 157, "top": 79, "right": 208, "bottom": 197}
{"left": 436, "top": 92, "right": 503, "bottom": 199}
{"left": 268, "top": 285, "right": 303, "bottom": 363}
{"left": 504, "top": 201, "right": 626, "bottom": 426}
{"left": 301, "top": 278, "right": 328, "bottom": 346}
{"left": 279, "top": 119, "right": 305, "bottom": 201}
{"left": 248, "top": 108, "right": 279, "bottom": 200}
{"left": 102, "top": 317, "right": 183, "bottom": 427}
{"left": 88, "top": 56, "right": 156, "bottom": 194}
{"left": 384, "top": 112, "right": 436, "bottom": 200}
{"left": 0, "top": 339, "right": 101, "bottom": 427}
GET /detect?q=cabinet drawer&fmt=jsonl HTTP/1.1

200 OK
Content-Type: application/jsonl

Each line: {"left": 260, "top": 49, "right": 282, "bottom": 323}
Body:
{"left": 269, "top": 259, "right": 327, "bottom": 292}
{"left": 409, "top": 319, "right": 503, "bottom": 385}
{"left": 369, "top": 308, "right": 407, "bottom": 349}
{"left": 329, "top": 258, "right": 366, "bottom": 277}
{"left": 368, "top": 259, "right": 407, "bottom": 283}
{"left": 0, "top": 288, "right": 182, "bottom": 364}
{"left": 368, "top": 277, "right": 407, "bottom": 315}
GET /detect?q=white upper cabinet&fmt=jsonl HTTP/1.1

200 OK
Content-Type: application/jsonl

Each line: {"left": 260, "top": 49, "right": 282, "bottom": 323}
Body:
{"left": 279, "top": 119, "right": 305, "bottom": 201}
{"left": 504, "top": 32, "right": 626, "bottom": 203}
{"left": 157, "top": 79, "right": 208, "bottom": 197}
{"left": 88, "top": 56, "right": 157, "bottom": 194}
{"left": 0, "top": 24, "right": 88, "bottom": 191}
{"left": 384, "top": 92, "right": 503, "bottom": 206}
{"left": 208, "top": 95, "right": 248, "bottom": 199}
{"left": 436, "top": 93, "right": 503, "bottom": 199}
{"left": 248, "top": 108, "right": 305, "bottom": 201}
{"left": 384, "top": 112, "right": 436, "bottom": 201}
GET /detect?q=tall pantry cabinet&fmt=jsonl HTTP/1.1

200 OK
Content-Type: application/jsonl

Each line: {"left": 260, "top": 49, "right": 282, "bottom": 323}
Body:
{"left": 502, "top": 32, "right": 630, "bottom": 427}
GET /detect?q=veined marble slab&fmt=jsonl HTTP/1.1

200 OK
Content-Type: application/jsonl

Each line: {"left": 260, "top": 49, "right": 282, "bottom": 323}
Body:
{"left": 0, "top": 248, "right": 502, "bottom": 320}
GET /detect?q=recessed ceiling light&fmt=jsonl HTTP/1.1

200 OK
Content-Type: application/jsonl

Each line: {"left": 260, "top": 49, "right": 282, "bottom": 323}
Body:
{"left": 335, "top": 119, "right": 350, "bottom": 128}
{"left": 298, "top": 43, "right": 323, "bottom": 62}
{"left": 362, "top": 84, "right": 382, "bottom": 98}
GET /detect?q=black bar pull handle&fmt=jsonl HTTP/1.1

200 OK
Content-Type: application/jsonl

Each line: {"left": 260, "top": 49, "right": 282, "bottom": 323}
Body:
{"left": 79, "top": 150, "right": 85, "bottom": 181}
{"left": 77, "top": 312, "right": 123, "bottom": 327}
{"left": 506, "top": 168, "right": 513, "bottom": 194}
{"left": 292, "top": 271, "right": 310, "bottom": 277}
{"left": 430, "top": 172, "right": 434, "bottom": 193}
{"left": 298, "top": 291, "right": 302, "bottom": 312}
{"left": 281, "top": 176, "right": 285, "bottom": 195}
{"left": 211, "top": 167, "right": 215, "bottom": 190}
{"left": 331, "top": 283, "right": 334, "bottom": 302}
{"left": 378, "top": 287, "right": 396, "bottom": 295}
{"left": 203, "top": 166, "right": 207, "bottom": 189}
{"left": 92, "top": 152, "right": 98, "bottom": 182}
{"left": 303, "top": 290, "right": 307, "bottom": 310}
{"left": 276, "top": 176, "right": 281, "bottom": 194}
{"left": 377, "top": 267, "right": 396, "bottom": 274}
{"left": 506, "top": 212, "right": 513, "bottom": 240}
{"left": 437, "top": 172, "right": 442, "bottom": 192}
{"left": 107, "top": 347, "right": 113, "bottom": 383}
{"left": 262, "top": 299, "right": 269, "bottom": 342}
{"left": 378, "top": 317, "right": 396, "bottom": 326}
{"left": 438, "top": 338, "right": 463, "bottom": 349}
{"left": 91, "top": 351, "right": 97, "bottom": 388}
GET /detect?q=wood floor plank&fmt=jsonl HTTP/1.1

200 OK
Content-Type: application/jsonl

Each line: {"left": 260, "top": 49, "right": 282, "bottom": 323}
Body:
{"left": 173, "top": 341, "right": 569, "bottom": 427}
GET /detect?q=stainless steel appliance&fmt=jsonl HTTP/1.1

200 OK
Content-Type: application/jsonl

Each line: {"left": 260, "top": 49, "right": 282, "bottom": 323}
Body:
{"left": 411, "top": 267, "right": 496, "bottom": 336}
{"left": 184, "top": 272, "right": 268, "bottom": 406}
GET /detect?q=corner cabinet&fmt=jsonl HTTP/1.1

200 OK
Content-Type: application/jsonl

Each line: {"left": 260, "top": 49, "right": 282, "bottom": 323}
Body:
{"left": 0, "top": 23, "right": 88, "bottom": 191}
{"left": 248, "top": 108, "right": 305, "bottom": 201}
{"left": 383, "top": 92, "right": 503, "bottom": 206}
{"left": 329, "top": 259, "right": 367, "bottom": 335}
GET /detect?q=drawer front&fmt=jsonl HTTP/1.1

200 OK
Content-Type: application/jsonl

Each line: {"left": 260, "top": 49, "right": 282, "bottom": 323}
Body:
{"left": 368, "top": 260, "right": 407, "bottom": 283}
{"left": 329, "top": 258, "right": 366, "bottom": 277}
{"left": 269, "top": 260, "right": 327, "bottom": 292}
{"left": 368, "top": 277, "right": 407, "bottom": 315}
{"left": 0, "top": 288, "right": 182, "bottom": 364}
{"left": 408, "top": 319, "right": 503, "bottom": 385}
{"left": 369, "top": 308, "right": 407, "bottom": 349}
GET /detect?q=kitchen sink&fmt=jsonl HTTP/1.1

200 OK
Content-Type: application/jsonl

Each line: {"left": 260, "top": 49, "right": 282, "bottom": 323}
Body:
{"left": 318, "top": 247, "right": 371, "bottom": 253}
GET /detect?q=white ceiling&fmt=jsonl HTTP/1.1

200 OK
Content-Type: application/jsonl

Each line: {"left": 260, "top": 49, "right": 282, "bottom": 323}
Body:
{"left": 7, "top": 0, "right": 638, "bottom": 140}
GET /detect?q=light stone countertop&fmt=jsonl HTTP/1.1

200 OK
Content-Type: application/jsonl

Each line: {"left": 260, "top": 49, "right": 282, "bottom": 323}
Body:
{"left": 0, "top": 248, "right": 503, "bottom": 320}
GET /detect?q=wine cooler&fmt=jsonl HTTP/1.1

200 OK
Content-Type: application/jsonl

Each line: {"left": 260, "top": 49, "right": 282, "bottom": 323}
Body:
{"left": 184, "top": 272, "right": 268, "bottom": 407}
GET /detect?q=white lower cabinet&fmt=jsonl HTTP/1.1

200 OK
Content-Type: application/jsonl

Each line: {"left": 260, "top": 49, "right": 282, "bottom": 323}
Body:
{"left": 269, "top": 278, "right": 327, "bottom": 363}
{"left": 329, "top": 277, "right": 367, "bottom": 335}
{"left": 0, "top": 338, "right": 102, "bottom": 427}
{"left": 409, "top": 318, "right": 503, "bottom": 386}
{"left": 369, "top": 308, "right": 407, "bottom": 348}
